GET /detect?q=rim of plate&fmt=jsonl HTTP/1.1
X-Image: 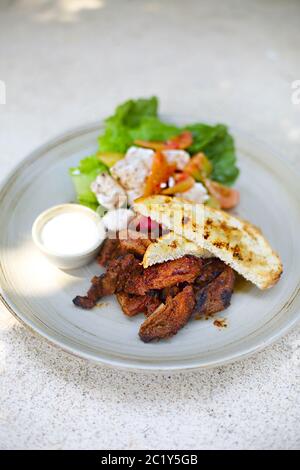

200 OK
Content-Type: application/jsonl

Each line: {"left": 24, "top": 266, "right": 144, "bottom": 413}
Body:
{"left": 0, "top": 120, "right": 299, "bottom": 372}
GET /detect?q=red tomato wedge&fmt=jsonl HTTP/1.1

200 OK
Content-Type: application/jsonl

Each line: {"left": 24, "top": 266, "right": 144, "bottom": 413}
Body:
{"left": 184, "top": 152, "right": 213, "bottom": 180}
{"left": 204, "top": 179, "right": 240, "bottom": 209}
{"left": 165, "top": 131, "right": 193, "bottom": 149}
{"left": 134, "top": 131, "right": 193, "bottom": 151}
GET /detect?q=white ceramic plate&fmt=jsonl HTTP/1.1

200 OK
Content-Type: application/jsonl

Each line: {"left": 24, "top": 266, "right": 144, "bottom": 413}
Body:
{"left": 0, "top": 121, "right": 299, "bottom": 371}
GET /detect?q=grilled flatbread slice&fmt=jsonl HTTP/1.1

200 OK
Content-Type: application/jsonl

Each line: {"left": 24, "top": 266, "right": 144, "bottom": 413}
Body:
{"left": 143, "top": 232, "right": 212, "bottom": 268}
{"left": 134, "top": 195, "right": 283, "bottom": 289}
{"left": 136, "top": 195, "right": 207, "bottom": 246}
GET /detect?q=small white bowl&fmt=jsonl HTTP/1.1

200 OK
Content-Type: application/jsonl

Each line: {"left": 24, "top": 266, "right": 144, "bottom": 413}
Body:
{"left": 32, "top": 204, "right": 106, "bottom": 269}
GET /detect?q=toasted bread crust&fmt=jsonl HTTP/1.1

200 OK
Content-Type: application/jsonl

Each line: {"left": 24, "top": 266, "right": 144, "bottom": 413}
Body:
{"left": 143, "top": 232, "right": 211, "bottom": 268}
{"left": 134, "top": 195, "right": 283, "bottom": 289}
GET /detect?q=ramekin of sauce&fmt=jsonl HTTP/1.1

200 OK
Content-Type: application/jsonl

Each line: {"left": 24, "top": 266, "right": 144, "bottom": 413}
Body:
{"left": 32, "top": 204, "right": 106, "bottom": 269}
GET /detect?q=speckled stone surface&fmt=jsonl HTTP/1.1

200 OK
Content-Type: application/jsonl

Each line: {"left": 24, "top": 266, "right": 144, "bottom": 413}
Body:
{"left": 0, "top": 0, "right": 299, "bottom": 450}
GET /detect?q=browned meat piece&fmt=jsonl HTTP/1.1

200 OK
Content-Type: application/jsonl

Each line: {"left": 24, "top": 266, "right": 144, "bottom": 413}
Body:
{"left": 125, "top": 256, "right": 203, "bottom": 296}
{"left": 116, "top": 291, "right": 160, "bottom": 317}
{"left": 97, "top": 239, "right": 121, "bottom": 266}
{"left": 119, "top": 228, "right": 152, "bottom": 241}
{"left": 193, "top": 264, "right": 235, "bottom": 316}
{"left": 119, "top": 238, "right": 151, "bottom": 258}
{"left": 73, "top": 254, "right": 142, "bottom": 309}
{"left": 144, "top": 295, "right": 163, "bottom": 316}
{"left": 195, "top": 258, "right": 228, "bottom": 286}
{"left": 139, "top": 285, "right": 196, "bottom": 342}
{"left": 160, "top": 285, "right": 181, "bottom": 302}
{"left": 98, "top": 230, "right": 152, "bottom": 266}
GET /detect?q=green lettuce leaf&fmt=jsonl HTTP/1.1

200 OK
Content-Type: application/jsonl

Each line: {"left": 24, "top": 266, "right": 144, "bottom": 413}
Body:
{"left": 69, "top": 155, "right": 108, "bottom": 205}
{"left": 98, "top": 97, "right": 160, "bottom": 153}
{"left": 130, "top": 117, "right": 181, "bottom": 142}
{"left": 78, "top": 198, "right": 99, "bottom": 211}
{"left": 105, "top": 96, "right": 158, "bottom": 128}
{"left": 96, "top": 96, "right": 239, "bottom": 186}
{"left": 185, "top": 123, "right": 239, "bottom": 185}
{"left": 98, "top": 125, "right": 133, "bottom": 153}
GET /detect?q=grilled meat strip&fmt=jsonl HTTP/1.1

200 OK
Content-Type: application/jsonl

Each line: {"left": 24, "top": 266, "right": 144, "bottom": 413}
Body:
{"left": 116, "top": 291, "right": 161, "bottom": 317}
{"left": 160, "top": 285, "right": 181, "bottom": 302}
{"left": 119, "top": 238, "right": 151, "bottom": 259}
{"left": 73, "top": 254, "right": 142, "bottom": 309}
{"left": 195, "top": 258, "right": 229, "bottom": 286}
{"left": 97, "top": 231, "right": 151, "bottom": 266}
{"left": 125, "top": 255, "right": 203, "bottom": 296}
{"left": 97, "top": 239, "right": 121, "bottom": 266}
{"left": 139, "top": 285, "right": 196, "bottom": 342}
{"left": 193, "top": 263, "right": 235, "bottom": 316}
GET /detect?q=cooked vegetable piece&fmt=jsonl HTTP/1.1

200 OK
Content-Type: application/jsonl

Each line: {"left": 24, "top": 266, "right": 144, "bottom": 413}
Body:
{"left": 97, "top": 152, "right": 123, "bottom": 168}
{"left": 143, "top": 152, "right": 176, "bottom": 197}
{"left": 135, "top": 131, "right": 193, "bottom": 152}
{"left": 161, "top": 173, "right": 195, "bottom": 195}
{"left": 70, "top": 97, "right": 240, "bottom": 211}
{"left": 184, "top": 152, "right": 213, "bottom": 181}
{"left": 204, "top": 178, "right": 240, "bottom": 209}
{"left": 185, "top": 123, "right": 239, "bottom": 186}
{"left": 165, "top": 131, "right": 193, "bottom": 149}
{"left": 134, "top": 140, "right": 166, "bottom": 151}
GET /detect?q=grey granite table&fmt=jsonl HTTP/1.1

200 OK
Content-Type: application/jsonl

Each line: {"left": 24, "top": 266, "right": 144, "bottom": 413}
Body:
{"left": 0, "top": 0, "right": 299, "bottom": 450}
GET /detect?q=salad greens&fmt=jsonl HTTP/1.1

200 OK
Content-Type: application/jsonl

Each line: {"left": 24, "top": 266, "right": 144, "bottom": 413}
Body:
{"left": 69, "top": 155, "right": 108, "bottom": 209}
{"left": 105, "top": 96, "right": 158, "bottom": 128}
{"left": 185, "top": 123, "right": 239, "bottom": 186}
{"left": 129, "top": 117, "right": 181, "bottom": 143}
{"left": 97, "top": 96, "right": 238, "bottom": 186}
{"left": 70, "top": 96, "right": 239, "bottom": 209}
{"left": 98, "top": 96, "right": 181, "bottom": 153}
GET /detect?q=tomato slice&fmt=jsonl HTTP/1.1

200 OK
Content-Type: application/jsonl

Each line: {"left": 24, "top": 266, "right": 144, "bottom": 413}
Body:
{"left": 134, "top": 140, "right": 166, "bottom": 151}
{"left": 134, "top": 131, "right": 193, "bottom": 152}
{"left": 143, "top": 152, "right": 176, "bottom": 196}
{"left": 204, "top": 179, "right": 240, "bottom": 209}
{"left": 165, "top": 131, "right": 193, "bottom": 149}
{"left": 184, "top": 152, "right": 213, "bottom": 181}
{"left": 162, "top": 174, "right": 195, "bottom": 195}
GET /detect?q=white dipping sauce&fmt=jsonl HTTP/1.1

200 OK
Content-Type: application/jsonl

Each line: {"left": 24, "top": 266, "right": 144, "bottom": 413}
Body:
{"left": 41, "top": 212, "right": 102, "bottom": 255}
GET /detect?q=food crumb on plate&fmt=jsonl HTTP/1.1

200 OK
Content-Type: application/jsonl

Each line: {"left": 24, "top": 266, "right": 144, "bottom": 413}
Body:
{"left": 213, "top": 318, "right": 228, "bottom": 328}
{"left": 96, "top": 302, "right": 110, "bottom": 308}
